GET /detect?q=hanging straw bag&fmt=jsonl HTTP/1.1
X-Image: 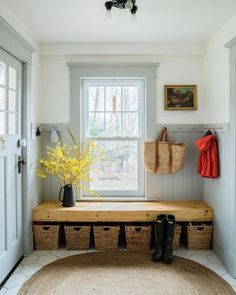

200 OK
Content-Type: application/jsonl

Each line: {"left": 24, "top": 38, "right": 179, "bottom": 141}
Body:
{"left": 144, "top": 127, "right": 187, "bottom": 174}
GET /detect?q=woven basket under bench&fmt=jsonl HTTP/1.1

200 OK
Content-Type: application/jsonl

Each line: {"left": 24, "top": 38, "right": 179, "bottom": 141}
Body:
{"left": 185, "top": 222, "right": 213, "bottom": 250}
{"left": 173, "top": 224, "right": 182, "bottom": 250}
{"left": 33, "top": 224, "right": 60, "bottom": 250}
{"left": 93, "top": 226, "right": 120, "bottom": 251}
{"left": 64, "top": 225, "right": 91, "bottom": 250}
{"left": 125, "top": 225, "right": 151, "bottom": 251}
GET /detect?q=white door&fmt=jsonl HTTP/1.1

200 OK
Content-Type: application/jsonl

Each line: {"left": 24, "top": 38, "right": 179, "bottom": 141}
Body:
{"left": 0, "top": 48, "right": 23, "bottom": 284}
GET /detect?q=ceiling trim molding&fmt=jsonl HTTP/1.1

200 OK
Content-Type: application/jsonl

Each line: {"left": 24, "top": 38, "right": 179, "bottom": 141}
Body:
{"left": 0, "top": 16, "right": 35, "bottom": 62}
{"left": 39, "top": 42, "right": 206, "bottom": 56}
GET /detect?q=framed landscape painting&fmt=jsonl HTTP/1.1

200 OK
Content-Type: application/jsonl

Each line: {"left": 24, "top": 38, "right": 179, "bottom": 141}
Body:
{"left": 164, "top": 85, "right": 197, "bottom": 110}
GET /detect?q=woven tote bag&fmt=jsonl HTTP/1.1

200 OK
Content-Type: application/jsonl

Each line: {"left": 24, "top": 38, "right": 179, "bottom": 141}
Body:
{"left": 144, "top": 127, "right": 187, "bottom": 174}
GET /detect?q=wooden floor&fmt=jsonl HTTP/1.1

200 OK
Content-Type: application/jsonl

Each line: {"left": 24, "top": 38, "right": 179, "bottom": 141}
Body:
{"left": 32, "top": 201, "right": 213, "bottom": 222}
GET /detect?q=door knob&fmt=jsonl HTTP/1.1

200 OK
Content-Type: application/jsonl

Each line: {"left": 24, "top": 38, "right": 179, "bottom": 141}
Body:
{"left": 18, "top": 156, "right": 26, "bottom": 174}
{"left": 18, "top": 138, "right": 27, "bottom": 148}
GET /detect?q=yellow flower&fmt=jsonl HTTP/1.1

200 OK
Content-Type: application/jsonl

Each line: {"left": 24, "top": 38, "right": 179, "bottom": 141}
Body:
{"left": 38, "top": 129, "right": 104, "bottom": 197}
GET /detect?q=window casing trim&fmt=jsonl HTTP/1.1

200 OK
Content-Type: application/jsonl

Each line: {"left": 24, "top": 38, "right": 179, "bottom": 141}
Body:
{"left": 81, "top": 78, "right": 146, "bottom": 198}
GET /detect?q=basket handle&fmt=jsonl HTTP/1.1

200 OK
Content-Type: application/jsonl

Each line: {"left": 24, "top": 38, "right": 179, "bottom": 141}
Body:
{"left": 156, "top": 128, "right": 166, "bottom": 142}
{"left": 73, "top": 227, "right": 81, "bottom": 231}
{"left": 103, "top": 227, "right": 110, "bottom": 231}
{"left": 196, "top": 227, "right": 204, "bottom": 231}
{"left": 155, "top": 127, "right": 173, "bottom": 173}
{"left": 134, "top": 227, "right": 142, "bottom": 232}
{"left": 42, "top": 226, "right": 50, "bottom": 231}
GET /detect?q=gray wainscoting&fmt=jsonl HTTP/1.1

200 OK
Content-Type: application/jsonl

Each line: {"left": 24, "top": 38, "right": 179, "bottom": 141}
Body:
{"left": 152, "top": 131, "right": 203, "bottom": 201}
{"left": 203, "top": 131, "right": 231, "bottom": 268}
{"left": 39, "top": 124, "right": 203, "bottom": 201}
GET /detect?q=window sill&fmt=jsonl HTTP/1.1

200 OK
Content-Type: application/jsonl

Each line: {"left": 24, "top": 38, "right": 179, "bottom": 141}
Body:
{"left": 77, "top": 196, "right": 149, "bottom": 202}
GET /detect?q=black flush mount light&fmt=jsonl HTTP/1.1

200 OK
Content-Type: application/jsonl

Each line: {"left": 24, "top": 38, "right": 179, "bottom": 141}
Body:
{"left": 105, "top": 0, "right": 138, "bottom": 14}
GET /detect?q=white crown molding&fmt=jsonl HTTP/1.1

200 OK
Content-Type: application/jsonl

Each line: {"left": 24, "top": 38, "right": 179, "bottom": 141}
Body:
{"left": 39, "top": 42, "right": 206, "bottom": 56}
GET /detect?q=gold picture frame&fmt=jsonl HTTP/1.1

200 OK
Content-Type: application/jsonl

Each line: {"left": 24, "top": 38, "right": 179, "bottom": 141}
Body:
{"left": 164, "top": 85, "right": 197, "bottom": 110}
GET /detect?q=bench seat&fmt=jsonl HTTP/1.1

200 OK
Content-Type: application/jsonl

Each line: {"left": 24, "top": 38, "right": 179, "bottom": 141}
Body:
{"left": 32, "top": 201, "right": 213, "bottom": 223}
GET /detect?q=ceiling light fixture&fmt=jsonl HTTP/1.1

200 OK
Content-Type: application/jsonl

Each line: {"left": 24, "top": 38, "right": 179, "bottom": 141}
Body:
{"left": 105, "top": 0, "right": 138, "bottom": 14}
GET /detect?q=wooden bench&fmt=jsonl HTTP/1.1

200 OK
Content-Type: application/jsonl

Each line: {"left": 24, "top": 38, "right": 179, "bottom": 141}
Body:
{"left": 32, "top": 201, "right": 213, "bottom": 223}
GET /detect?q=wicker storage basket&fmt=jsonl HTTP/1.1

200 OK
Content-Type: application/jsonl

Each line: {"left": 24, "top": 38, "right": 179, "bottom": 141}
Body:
{"left": 144, "top": 127, "right": 187, "bottom": 174}
{"left": 33, "top": 224, "right": 60, "bottom": 250}
{"left": 64, "top": 225, "right": 90, "bottom": 250}
{"left": 173, "top": 224, "right": 182, "bottom": 250}
{"left": 186, "top": 223, "right": 213, "bottom": 250}
{"left": 93, "top": 226, "right": 120, "bottom": 251}
{"left": 125, "top": 226, "right": 151, "bottom": 252}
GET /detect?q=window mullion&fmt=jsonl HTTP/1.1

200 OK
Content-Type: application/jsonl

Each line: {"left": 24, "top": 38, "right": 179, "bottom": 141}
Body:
{"left": 121, "top": 85, "right": 124, "bottom": 136}
{"left": 104, "top": 86, "right": 106, "bottom": 135}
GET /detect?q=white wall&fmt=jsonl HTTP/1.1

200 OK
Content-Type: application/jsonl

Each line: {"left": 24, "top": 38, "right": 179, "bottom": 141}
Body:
{"left": 204, "top": 13, "right": 236, "bottom": 123}
{"left": 203, "top": 13, "right": 236, "bottom": 277}
{"left": 0, "top": 0, "right": 37, "bottom": 48}
{"left": 39, "top": 54, "right": 205, "bottom": 124}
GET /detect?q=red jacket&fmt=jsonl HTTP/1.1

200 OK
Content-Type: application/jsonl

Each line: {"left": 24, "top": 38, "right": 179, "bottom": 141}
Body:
{"left": 195, "top": 135, "right": 219, "bottom": 178}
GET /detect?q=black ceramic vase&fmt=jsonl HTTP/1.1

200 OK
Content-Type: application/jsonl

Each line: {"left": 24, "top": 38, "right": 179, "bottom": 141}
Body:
{"left": 59, "top": 184, "right": 76, "bottom": 207}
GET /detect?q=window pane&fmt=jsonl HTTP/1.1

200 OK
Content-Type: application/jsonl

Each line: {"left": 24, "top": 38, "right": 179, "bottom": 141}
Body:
{"left": 0, "top": 87, "right": 5, "bottom": 110}
{"left": 89, "top": 113, "right": 104, "bottom": 136}
{"left": 9, "top": 67, "right": 16, "bottom": 90}
{"left": 90, "top": 141, "right": 138, "bottom": 191}
{"left": 8, "top": 90, "right": 16, "bottom": 112}
{"left": 105, "top": 113, "right": 121, "bottom": 136}
{"left": 0, "top": 62, "right": 6, "bottom": 86}
{"left": 123, "top": 86, "right": 139, "bottom": 111}
{"left": 8, "top": 113, "right": 17, "bottom": 134}
{"left": 105, "top": 86, "right": 121, "bottom": 112}
{"left": 88, "top": 87, "right": 104, "bottom": 111}
{"left": 123, "top": 112, "right": 139, "bottom": 136}
{"left": 0, "top": 112, "right": 5, "bottom": 135}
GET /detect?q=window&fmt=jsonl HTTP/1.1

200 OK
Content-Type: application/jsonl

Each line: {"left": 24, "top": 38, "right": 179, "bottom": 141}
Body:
{"left": 0, "top": 61, "right": 19, "bottom": 135}
{"left": 81, "top": 79, "right": 145, "bottom": 197}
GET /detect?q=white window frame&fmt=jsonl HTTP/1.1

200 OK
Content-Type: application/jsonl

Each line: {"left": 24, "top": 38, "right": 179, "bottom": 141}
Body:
{"left": 81, "top": 78, "right": 146, "bottom": 198}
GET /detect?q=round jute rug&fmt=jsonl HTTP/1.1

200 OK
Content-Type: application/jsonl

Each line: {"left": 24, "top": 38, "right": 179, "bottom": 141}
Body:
{"left": 19, "top": 252, "right": 235, "bottom": 295}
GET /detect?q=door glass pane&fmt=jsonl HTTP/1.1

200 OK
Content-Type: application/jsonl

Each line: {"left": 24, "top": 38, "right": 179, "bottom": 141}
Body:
{"left": 8, "top": 90, "right": 16, "bottom": 112}
{"left": 8, "top": 113, "right": 16, "bottom": 134}
{"left": 0, "top": 112, "right": 5, "bottom": 135}
{"left": 89, "top": 141, "right": 138, "bottom": 191}
{"left": 0, "top": 62, "right": 6, "bottom": 86}
{"left": 0, "top": 88, "right": 5, "bottom": 110}
{"left": 9, "top": 67, "right": 16, "bottom": 90}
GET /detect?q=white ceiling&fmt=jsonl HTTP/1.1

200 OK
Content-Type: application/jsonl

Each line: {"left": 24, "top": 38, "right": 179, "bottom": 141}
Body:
{"left": 2, "top": 0, "right": 236, "bottom": 43}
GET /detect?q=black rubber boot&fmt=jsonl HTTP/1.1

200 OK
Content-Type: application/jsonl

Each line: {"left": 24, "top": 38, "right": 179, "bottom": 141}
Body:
{"left": 152, "top": 215, "right": 167, "bottom": 262}
{"left": 162, "top": 215, "right": 176, "bottom": 264}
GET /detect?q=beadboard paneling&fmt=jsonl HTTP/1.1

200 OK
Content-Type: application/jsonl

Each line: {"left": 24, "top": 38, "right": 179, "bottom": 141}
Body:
{"left": 40, "top": 127, "right": 203, "bottom": 201}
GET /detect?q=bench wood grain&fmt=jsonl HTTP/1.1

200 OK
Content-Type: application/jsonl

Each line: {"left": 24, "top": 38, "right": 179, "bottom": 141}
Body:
{"left": 32, "top": 201, "right": 213, "bottom": 222}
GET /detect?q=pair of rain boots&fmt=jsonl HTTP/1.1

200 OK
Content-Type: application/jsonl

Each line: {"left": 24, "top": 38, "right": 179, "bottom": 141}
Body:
{"left": 152, "top": 214, "right": 176, "bottom": 264}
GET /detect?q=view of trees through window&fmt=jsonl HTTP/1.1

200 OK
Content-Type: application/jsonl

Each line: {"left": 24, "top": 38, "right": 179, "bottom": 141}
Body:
{"left": 83, "top": 80, "right": 144, "bottom": 194}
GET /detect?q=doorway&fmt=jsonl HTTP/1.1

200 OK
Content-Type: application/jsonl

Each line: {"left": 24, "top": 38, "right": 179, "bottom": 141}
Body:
{"left": 0, "top": 48, "right": 23, "bottom": 284}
